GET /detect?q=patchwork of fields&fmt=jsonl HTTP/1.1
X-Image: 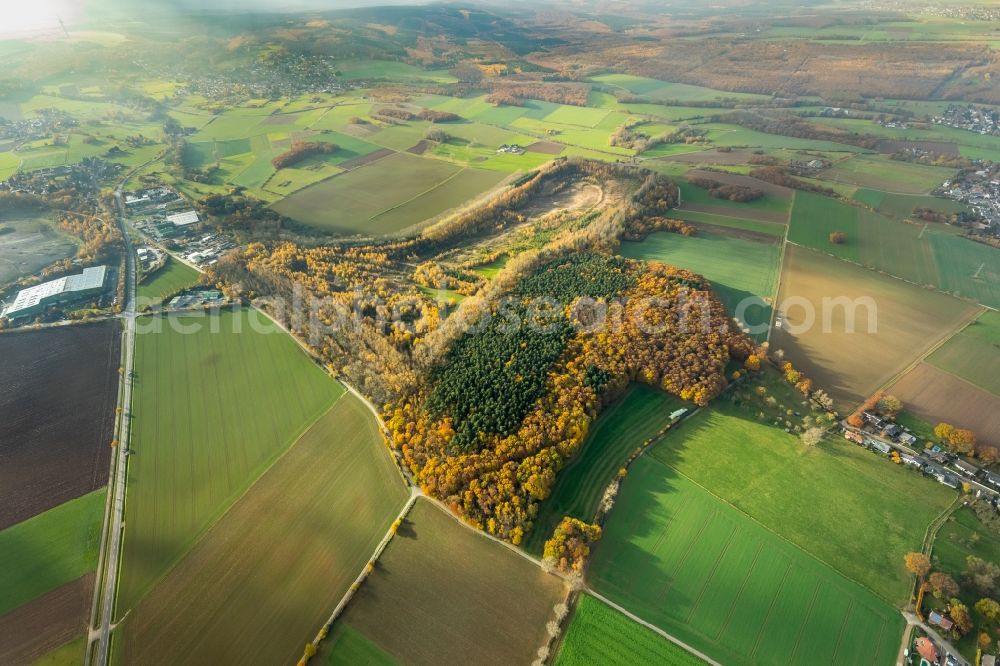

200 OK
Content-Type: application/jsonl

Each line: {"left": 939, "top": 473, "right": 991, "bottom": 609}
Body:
{"left": 789, "top": 192, "right": 1000, "bottom": 308}
{"left": 118, "top": 309, "right": 342, "bottom": 610}
{"left": 272, "top": 151, "right": 506, "bottom": 235}
{"left": 772, "top": 245, "right": 978, "bottom": 410}
{"left": 114, "top": 392, "right": 408, "bottom": 666}
{"left": 322, "top": 498, "right": 566, "bottom": 666}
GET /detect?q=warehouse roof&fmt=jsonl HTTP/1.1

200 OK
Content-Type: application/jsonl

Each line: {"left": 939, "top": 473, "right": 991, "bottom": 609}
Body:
{"left": 167, "top": 210, "right": 200, "bottom": 226}
{"left": 2, "top": 266, "right": 108, "bottom": 318}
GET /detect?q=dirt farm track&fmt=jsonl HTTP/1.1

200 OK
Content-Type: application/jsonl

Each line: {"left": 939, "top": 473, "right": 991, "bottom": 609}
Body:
{"left": 0, "top": 321, "right": 121, "bottom": 529}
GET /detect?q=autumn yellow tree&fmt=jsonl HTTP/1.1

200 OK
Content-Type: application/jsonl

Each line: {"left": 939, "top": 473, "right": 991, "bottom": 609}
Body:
{"left": 904, "top": 552, "right": 932, "bottom": 577}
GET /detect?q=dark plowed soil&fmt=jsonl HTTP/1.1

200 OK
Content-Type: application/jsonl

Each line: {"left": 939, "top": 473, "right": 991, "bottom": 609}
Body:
{"left": 0, "top": 321, "right": 120, "bottom": 529}
{"left": 0, "top": 573, "right": 93, "bottom": 665}
{"left": 338, "top": 147, "right": 395, "bottom": 170}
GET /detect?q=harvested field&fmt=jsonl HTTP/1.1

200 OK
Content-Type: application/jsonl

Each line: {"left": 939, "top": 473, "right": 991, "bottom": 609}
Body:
{"left": 0, "top": 209, "right": 77, "bottom": 286}
{"left": 925, "top": 310, "right": 1000, "bottom": 396}
{"left": 0, "top": 574, "right": 93, "bottom": 666}
{"left": 771, "top": 245, "right": 977, "bottom": 411}
{"left": 0, "top": 322, "right": 119, "bottom": 529}
{"left": 890, "top": 363, "right": 1000, "bottom": 449}
{"left": 876, "top": 139, "right": 959, "bottom": 156}
{"left": 322, "top": 498, "right": 565, "bottom": 666}
{"left": 336, "top": 147, "right": 394, "bottom": 170}
{"left": 115, "top": 393, "right": 407, "bottom": 666}
{"left": 685, "top": 169, "right": 793, "bottom": 199}
{"left": 525, "top": 140, "right": 565, "bottom": 154}
{"left": 406, "top": 140, "right": 430, "bottom": 155}
{"left": 679, "top": 202, "right": 787, "bottom": 224}
{"left": 660, "top": 148, "right": 755, "bottom": 166}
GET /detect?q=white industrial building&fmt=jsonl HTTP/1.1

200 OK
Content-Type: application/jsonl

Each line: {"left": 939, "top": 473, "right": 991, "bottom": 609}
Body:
{"left": 1, "top": 266, "right": 109, "bottom": 320}
{"left": 167, "top": 210, "right": 200, "bottom": 227}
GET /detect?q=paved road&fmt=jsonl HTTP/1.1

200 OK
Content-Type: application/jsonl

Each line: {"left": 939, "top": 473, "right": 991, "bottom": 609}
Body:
{"left": 88, "top": 186, "right": 138, "bottom": 666}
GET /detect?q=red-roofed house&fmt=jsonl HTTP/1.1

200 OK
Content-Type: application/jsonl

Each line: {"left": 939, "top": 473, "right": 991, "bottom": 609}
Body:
{"left": 916, "top": 637, "right": 939, "bottom": 663}
{"left": 928, "top": 610, "right": 954, "bottom": 632}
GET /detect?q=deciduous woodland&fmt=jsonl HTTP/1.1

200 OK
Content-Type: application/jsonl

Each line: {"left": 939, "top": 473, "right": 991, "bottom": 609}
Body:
{"left": 209, "top": 157, "right": 751, "bottom": 543}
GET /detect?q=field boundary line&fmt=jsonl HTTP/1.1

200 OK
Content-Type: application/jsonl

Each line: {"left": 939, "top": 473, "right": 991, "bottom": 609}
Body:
{"left": 658, "top": 459, "right": 901, "bottom": 606}
{"left": 585, "top": 588, "right": 722, "bottom": 666}
{"left": 114, "top": 390, "right": 348, "bottom": 620}
{"left": 367, "top": 164, "right": 468, "bottom": 222}
{"left": 306, "top": 489, "right": 419, "bottom": 659}
{"left": 865, "top": 304, "right": 985, "bottom": 412}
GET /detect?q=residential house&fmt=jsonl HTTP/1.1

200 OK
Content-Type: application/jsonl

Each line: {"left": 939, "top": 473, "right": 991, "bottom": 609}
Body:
{"left": 953, "top": 459, "right": 979, "bottom": 478}
{"left": 929, "top": 611, "right": 955, "bottom": 632}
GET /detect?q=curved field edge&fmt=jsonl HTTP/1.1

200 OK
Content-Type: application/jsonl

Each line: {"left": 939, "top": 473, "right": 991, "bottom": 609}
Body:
{"left": 113, "top": 392, "right": 408, "bottom": 666}
{"left": 321, "top": 498, "right": 566, "bottom": 666}
{"left": 525, "top": 384, "right": 686, "bottom": 555}
{"left": 117, "top": 308, "right": 344, "bottom": 611}
{"left": 554, "top": 594, "right": 707, "bottom": 666}
{"left": 135, "top": 256, "right": 201, "bottom": 304}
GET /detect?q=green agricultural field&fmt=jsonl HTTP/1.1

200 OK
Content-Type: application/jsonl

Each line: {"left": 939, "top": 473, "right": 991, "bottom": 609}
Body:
{"left": 620, "top": 230, "right": 780, "bottom": 340}
{"left": 324, "top": 626, "right": 398, "bottom": 666}
{"left": 525, "top": 385, "right": 686, "bottom": 554}
{"left": 926, "top": 310, "right": 1000, "bottom": 396}
{"left": 115, "top": 393, "right": 408, "bottom": 666}
{"left": 555, "top": 595, "right": 706, "bottom": 666}
{"left": 590, "top": 74, "right": 768, "bottom": 103}
{"left": 820, "top": 155, "right": 955, "bottom": 194}
{"left": 119, "top": 308, "right": 341, "bottom": 610}
{"left": 927, "top": 231, "right": 1000, "bottom": 309}
{"left": 136, "top": 256, "right": 200, "bottom": 306}
{"left": 788, "top": 191, "right": 860, "bottom": 261}
{"left": 678, "top": 178, "right": 791, "bottom": 216}
{"left": 368, "top": 167, "right": 506, "bottom": 231}
{"left": 704, "top": 124, "right": 866, "bottom": 153}
{"left": 321, "top": 498, "right": 565, "bottom": 666}
{"left": 853, "top": 189, "right": 970, "bottom": 220}
{"left": 273, "top": 152, "right": 505, "bottom": 235}
{"left": 669, "top": 209, "right": 786, "bottom": 237}
{"left": 32, "top": 636, "right": 88, "bottom": 666}
{"left": 789, "top": 192, "right": 1000, "bottom": 307}
{"left": 590, "top": 457, "right": 904, "bottom": 666}
{"left": 0, "top": 489, "right": 105, "bottom": 616}
{"left": 650, "top": 402, "right": 955, "bottom": 603}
